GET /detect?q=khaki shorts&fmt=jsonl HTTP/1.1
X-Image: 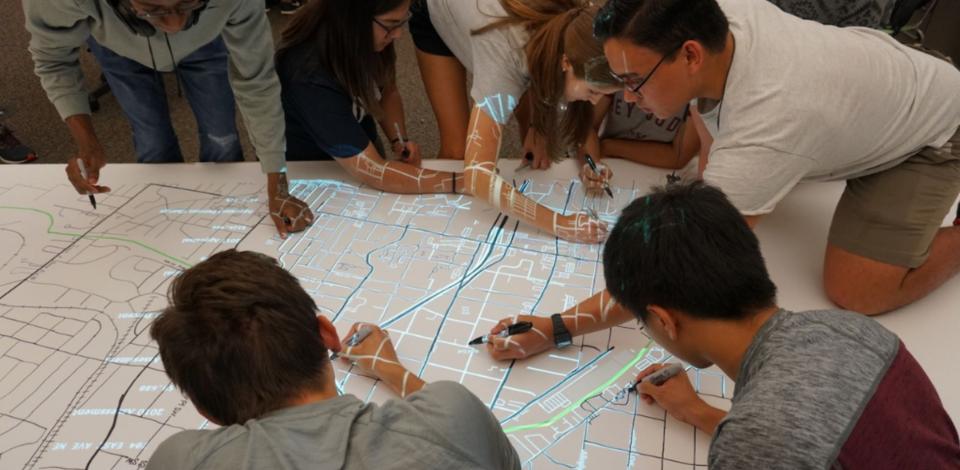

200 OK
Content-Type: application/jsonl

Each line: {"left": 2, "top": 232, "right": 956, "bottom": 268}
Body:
{"left": 829, "top": 125, "right": 960, "bottom": 268}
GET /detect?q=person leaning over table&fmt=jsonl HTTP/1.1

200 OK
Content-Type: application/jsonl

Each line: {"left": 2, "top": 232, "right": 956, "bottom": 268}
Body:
{"left": 23, "top": 0, "right": 313, "bottom": 237}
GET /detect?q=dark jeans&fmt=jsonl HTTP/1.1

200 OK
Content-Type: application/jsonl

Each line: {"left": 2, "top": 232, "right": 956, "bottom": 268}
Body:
{"left": 87, "top": 37, "right": 242, "bottom": 163}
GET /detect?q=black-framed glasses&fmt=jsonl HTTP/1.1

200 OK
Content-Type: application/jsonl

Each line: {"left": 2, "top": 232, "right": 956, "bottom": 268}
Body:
{"left": 133, "top": 0, "right": 205, "bottom": 19}
{"left": 609, "top": 45, "right": 682, "bottom": 96}
{"left": 373, "top": 11, "right": 413, "bottom": 35}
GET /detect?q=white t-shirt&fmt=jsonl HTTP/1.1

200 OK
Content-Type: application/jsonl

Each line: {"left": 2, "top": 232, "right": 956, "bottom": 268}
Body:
{"left": 427, "top": 0, "right": 529, "bottom": 124}
{"left": 702, "top": 0, "right": 960, "bottom": 215}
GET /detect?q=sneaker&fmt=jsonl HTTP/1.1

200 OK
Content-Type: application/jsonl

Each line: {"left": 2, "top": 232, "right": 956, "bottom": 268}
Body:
{"left": 0, "top": 124, "right": 37, "bottom": 164}
{"left": 279, "top": 0, "right": 302, "bottom": 15}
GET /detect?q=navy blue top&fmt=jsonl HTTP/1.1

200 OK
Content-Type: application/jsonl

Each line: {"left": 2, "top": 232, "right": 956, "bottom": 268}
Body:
{"left": 277, "top": 43, "right": 378, "bottom": 161}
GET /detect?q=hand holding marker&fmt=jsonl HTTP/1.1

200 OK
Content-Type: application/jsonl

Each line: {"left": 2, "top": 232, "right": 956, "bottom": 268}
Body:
{"left": 627, "top": 363, "right": 684, "bottom": 392}
{"left": 394, "top": 123, "right": 410, "bottom": 160}
{"left": 584, "top": 154, "right": 613, "bottom": 198}
{"left": 76, "top": 159, "right": 97, "bottom": 209}
{"left": 330, "top": 325, "right": 374, "bottom": 360}
{"left": 469, "top": 321, "right": 533, "bottom": 346}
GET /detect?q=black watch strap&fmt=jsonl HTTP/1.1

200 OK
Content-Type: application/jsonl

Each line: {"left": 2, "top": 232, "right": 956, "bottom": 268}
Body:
{"left": 551, "top": 313, "right": 572, "bottom": 349}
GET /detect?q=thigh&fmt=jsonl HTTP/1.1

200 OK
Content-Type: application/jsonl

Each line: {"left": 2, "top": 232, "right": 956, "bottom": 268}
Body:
{"left": 828, "top": 127, "right": 960, "bottom": 268}
{"left": 415, "top": 50, "right": 470, "bottom": 157}
{"left": 87, "top": 38, "right": 181, "bottom": 162}
{"left": 176, "top": 38, "right": 238, "bottom": 135}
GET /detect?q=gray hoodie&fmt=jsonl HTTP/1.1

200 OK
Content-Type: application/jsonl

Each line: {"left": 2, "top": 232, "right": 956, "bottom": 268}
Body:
{"left": 22, "top": 0, "right": 286, "bottom": 173}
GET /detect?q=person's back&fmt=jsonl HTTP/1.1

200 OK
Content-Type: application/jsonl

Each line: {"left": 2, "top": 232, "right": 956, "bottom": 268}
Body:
{"left": 712, "top": 308, "right": 960, "bottom": 469}
{"left": 703, "top": 0, "right": 960, "bottom": 209}
{"left": 145, "top": 250, "right": 519, "bottom": 470}
{"left": 148, "top": 381, "right": 516, "bottom": 469}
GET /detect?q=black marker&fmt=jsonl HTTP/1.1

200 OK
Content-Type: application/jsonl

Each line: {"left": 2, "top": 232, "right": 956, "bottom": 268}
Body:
{"left": 584, "top": 154, "right": 613, "bottom": 198}
{"left": 76, "top": 159, "right": 97, "bottom": 209}
{"left": 469, "top": 321, "right": 534, "bottom": 346}
{"left": 627, "top": 363, "right": 684, "bottom": 392}
{"left": 394, "top": 123, "right": 410, "bottom": 160}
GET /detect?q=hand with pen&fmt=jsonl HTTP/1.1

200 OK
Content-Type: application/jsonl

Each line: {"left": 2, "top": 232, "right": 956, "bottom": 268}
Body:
{"left": 391, "top": 123, "right": 422, "bottom": 167}
{"left": 632, "top": 363, "right": 725, "bottom": 433}
{"left": 579, "top": 154, "right": 613, "bottom": 198}
{"left": 481, "top": 315, "right": 555, "bottom": 361}
{"left": 336, "top": 323, "right": 425, "bottom": 398}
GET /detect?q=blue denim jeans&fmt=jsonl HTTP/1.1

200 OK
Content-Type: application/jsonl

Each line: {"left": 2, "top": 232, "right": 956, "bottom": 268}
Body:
{"left": 87, "top": 37, "right": 242, "bottom": 163}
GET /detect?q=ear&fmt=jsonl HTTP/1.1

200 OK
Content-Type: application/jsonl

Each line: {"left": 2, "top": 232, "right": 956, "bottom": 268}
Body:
{"left": 561, "top": 54, "right": 572, "bottom": 72}
{"left": 680, "top": 39, "right": 706, "bottom": 72}
{"left": 317, "top": 315, "right": 342, "bottom": 353}
{"left": 646, "top": 305, "right": 679, "bottom": 341}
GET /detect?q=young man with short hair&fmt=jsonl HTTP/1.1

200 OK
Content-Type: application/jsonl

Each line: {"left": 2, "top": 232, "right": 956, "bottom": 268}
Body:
{"left": 147, "top": 249, "right": 519, "bottom": 469}
{"left": 605, "top": 183, "right": 957, "bottom": 467}
{"left": 594, "top": 0, "right": 960, "bottom": 315}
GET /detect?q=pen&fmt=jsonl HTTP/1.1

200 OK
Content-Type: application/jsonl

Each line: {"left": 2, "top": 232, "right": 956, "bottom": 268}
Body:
{"left": 515, "top": 152, "right": 533, "bottom": 172}
{"left": 330, "top": 325, "right": 374, "bottom": 360}
{"left": 76, "top": 159, "right": 97, "bottom": 210}
{"left": 584, "top": 154, "right": 614, "bottom": 198}
{"left": 469, "top": 321, "right": 534, "bottom": 346}
{"left": 393, "top": 123, "right": 410, "bottom": 160}
{"left": 627, "top": 363, "right": 684, "bottom": 392}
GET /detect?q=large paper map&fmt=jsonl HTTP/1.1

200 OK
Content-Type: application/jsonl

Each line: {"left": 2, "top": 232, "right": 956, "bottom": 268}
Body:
{"left": 3, "top": 161, "right": 956, "bottom": 469}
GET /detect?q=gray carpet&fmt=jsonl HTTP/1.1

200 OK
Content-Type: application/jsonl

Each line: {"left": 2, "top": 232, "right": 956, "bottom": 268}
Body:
{"left": 0, "top": 1, "right": 521, "bottom": 166}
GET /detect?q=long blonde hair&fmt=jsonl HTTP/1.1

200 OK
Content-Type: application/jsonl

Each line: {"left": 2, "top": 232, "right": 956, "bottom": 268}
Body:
{"left": 475, "top": 0, "right": 605, "bottom": 160}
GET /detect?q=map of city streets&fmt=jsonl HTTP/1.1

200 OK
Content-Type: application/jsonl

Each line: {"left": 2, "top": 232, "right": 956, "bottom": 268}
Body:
{"left": 0, "top": 169, "right": 732, "bottom": 469}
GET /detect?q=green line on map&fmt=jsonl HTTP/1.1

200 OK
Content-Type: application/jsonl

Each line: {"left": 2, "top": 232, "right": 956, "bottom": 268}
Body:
{"left": 503, "top": 340, "right": 654, "bottom": 434}
{"left": 0, "top": 206, "right": 193, "bottom": 267}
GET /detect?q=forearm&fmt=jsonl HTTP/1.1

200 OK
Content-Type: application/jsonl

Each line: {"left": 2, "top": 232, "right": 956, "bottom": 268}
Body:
{"left": 345, "top": 145, "right": 460, "bottom": 194}
{"left": 686, "top": 402, "right": 727, "bottom": 435}
{"left": 578, "top": 129, "right": 603, "bottom": 162}
{"left": 376, "top": 361, "right": 425, "bottom": 398}
{"left": 379, "top": 84, "right": 406, "bottom": 143}
{"left": 601, "top": 138, "right": 687, "bottom": 169}
{"left": 463, "top": 108, "right": 565, "bottom": 233}
{"left": 65, "top": 114, "right": 102, "bottom": 153}
{"left": 559, "top": 290, "right": 635, "bottom": 337}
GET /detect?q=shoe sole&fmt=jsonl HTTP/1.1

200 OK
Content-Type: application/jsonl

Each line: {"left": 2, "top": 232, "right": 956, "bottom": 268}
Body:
{"left": 0, "top": 154, "right": 37, "bottom": 164}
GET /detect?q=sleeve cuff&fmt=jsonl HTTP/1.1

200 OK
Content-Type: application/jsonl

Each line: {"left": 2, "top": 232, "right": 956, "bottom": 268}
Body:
{"left": 258, "top": 151, "right": 288, "bottom": 174}
{"left": 53, "top": 93, "right": 91, "bottom": 120}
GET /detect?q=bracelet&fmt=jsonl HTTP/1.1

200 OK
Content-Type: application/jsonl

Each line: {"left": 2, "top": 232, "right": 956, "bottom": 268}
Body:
{"left": 451, "top": 172, "right": 456, "bottom": 194}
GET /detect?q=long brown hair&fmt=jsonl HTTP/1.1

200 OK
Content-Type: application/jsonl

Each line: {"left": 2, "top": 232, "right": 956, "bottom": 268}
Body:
{"left": 276, "top": 0, "right": 403, "bottom": 118}
{"left": 475, "top": 0, "right": 604, "bottom": 161}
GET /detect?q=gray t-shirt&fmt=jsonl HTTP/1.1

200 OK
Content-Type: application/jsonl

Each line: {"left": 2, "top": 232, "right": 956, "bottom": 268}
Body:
{"left": 710, "top": 309, "right": 900, "bottom": 469}
{"left": 702, "top": 0, "right": 960, "bottom": 215}
{"left": 600, "top": 91, "right": 684, "bottom": 143}
{"left": 147, "top": 381, "right": 520, "bottom": 470}
{"left": 426, "top": 0, "right": 529, "bottom": 124}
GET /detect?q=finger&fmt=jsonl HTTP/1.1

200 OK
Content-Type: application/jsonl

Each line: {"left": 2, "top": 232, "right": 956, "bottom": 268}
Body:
{"left": 65, "top": 161, "right": 100, "bottom": 195}
{"left": 490, "top": 317, "right": 512, "bottom": 334}
{"left": 270, "top": 213, "right": 289, "bottom": 239}
{"left": 635, "top": 364, "right": 663, "bottom": 382}
{"left": 92, "top": 185, "right": 111, "bottom": 193}
{"left": 340, "top": 322, "right": 362, "bottom": 346}
{"left": 641, "top": 394, "right": 654, "bottom": 405}
{"left": 85, "top": 158, "right": 102, "bottom": 184}
{"left": 302, "top": 205, "right": 314, "bottom": 225}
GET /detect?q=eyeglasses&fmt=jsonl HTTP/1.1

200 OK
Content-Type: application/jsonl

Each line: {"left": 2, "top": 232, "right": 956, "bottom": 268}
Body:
{"left": 133, "top": 0, "right": 205, "bottom": 19}
{"left": 609, "top": 45, "right": 682, "bottom": 96}
{"left": 373, "top": 11, "right": 413, "bottom": 35}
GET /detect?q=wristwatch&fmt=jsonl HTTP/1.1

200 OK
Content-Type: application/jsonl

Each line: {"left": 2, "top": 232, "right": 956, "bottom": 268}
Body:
{"left": 551, "top": 313, "right": 572, "bottom": 349}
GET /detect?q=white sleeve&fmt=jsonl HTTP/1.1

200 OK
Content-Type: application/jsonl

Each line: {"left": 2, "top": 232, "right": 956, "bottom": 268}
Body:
{"left": 703, "top": 145, "right": 815, "bottom": 215}
{"left": 469, "top": 33, "right": 527, "bottom": 125}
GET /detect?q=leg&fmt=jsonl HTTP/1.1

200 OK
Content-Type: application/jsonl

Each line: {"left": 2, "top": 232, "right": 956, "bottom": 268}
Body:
{"left": 824, "top": 229, "right": 960, "bottom": 315}
{"left": 823, "top": 136, "right": 960, "bottom": 315}
{"left": 87, "top": 38, "right": 183, "bottom": 163}
{"left": 175, "top": 38, "right": 243, "bottom": 163}
{"left": 414, "top": 49, "right": 470, "bottom": 160}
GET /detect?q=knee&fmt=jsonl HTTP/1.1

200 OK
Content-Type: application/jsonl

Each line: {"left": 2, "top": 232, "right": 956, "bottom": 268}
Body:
{"left": 822, "top": 274, "right": 891, "bottom": 316}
